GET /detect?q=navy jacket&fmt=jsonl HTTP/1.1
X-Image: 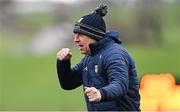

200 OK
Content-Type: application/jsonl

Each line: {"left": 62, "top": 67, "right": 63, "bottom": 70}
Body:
{"left": 56, "top": 31, "right": 140, "bottom": 111}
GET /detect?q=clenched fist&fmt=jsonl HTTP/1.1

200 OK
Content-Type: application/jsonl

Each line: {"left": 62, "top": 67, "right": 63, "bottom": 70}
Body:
{"left": 84, "top": 87, "right": 102, "bottom": 102}
{"left": 57, "top": 48, "right": 72, "bottom": 61}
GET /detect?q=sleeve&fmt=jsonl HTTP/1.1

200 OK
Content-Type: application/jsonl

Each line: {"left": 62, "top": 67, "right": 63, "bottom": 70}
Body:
{"left": 56, "top": 58, "right": 84, "bottom": 90}
{"left": 99, "top": 51, "right": 129, "bottom": 101}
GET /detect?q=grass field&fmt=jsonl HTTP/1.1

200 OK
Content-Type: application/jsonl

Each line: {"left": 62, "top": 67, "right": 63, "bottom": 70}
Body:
{"left": 0, "top": 53, "right": 86, "bottom": 110}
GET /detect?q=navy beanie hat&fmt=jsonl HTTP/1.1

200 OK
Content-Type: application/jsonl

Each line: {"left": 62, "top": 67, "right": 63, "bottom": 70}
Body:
{"left": 73, "top": 4, "right": 108, "bottom": 41}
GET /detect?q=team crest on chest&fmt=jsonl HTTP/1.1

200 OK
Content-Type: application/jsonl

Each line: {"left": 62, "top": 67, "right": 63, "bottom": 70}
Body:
{"left": 94, "top": 65, "right": 98, "bottom": 74}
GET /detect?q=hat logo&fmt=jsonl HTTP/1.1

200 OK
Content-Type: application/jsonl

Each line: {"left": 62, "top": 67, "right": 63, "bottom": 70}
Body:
{"left": 78, "top": 18, "right": 83, "bottom": 23}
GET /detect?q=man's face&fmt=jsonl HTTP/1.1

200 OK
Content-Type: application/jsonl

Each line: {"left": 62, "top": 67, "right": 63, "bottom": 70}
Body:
{"left": 74, "top": 33, "right": 97, "bottom": 55}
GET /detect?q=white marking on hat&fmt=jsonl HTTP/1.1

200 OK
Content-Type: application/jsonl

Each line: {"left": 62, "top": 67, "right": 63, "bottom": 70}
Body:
{"left": 78, "top": 18, "right": 84, "bottom": 23}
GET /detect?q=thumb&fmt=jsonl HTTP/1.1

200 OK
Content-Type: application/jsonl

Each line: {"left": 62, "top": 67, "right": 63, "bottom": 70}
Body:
{"left": 84, "top": 87, "right": 92, "bottom": 94}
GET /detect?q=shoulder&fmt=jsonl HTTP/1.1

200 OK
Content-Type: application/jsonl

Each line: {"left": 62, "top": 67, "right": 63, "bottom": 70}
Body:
{"left": 103, "top": 43, "right": 129, "bottom": 57}
{"left": 102, "top": 43, "right": 133, "bottom": 65}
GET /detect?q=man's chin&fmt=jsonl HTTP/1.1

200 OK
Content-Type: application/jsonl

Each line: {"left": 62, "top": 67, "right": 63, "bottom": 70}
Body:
{"left": 80, "top": 50, "right": 89, "bottom": 55}
{"left": 80, "top": 51, "right": 86, "bottom": 54}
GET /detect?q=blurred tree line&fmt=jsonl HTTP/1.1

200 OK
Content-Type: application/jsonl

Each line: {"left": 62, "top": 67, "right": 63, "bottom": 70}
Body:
{"left": 0, "top": 0, "right": 179, "bottom": 45}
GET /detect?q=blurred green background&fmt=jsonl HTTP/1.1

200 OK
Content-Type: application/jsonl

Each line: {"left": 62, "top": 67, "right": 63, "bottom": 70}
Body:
{"left": 0, "top": 0, "right": 180, "bottom": 111}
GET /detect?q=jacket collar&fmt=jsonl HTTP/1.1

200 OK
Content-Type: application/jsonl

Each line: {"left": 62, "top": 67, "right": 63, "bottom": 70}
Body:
{"left": 89, "top": 31, "right": 121, "bottom": 56}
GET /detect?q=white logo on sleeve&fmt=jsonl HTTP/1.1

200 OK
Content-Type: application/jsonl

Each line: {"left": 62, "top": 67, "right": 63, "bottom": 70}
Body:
{"left": 120, "top": 60, "right": 126, "bottom": 65}
{"left": 83, "top": 66, "right": 88, "bottom": 71}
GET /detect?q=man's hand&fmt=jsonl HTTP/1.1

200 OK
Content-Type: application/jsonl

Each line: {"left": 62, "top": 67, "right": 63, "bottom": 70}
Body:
{"left": 57, "top": 48, "right": 72, "bottom": 61}
{"left": 84, "top": 87, "right": 102, "bottom": 102}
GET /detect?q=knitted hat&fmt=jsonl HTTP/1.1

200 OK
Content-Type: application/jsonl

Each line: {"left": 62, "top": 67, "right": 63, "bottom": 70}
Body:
{"left": 73, "top": 4, "right": 108, "bottom": 41}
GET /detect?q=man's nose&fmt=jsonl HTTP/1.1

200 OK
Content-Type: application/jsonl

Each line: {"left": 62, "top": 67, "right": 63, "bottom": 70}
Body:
{"left": 74, "top": 34, "right": 79, "bottom": 42}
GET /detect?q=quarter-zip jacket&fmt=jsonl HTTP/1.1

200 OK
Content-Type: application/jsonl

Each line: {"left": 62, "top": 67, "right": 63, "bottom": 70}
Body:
{"left": 56, "top": 31, "right": 140, "bottom": 111}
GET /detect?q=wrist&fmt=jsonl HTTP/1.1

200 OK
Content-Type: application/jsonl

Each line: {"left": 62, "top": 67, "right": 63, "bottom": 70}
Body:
{"left": 99, "top": 88, "right": 106, "bottom": 102}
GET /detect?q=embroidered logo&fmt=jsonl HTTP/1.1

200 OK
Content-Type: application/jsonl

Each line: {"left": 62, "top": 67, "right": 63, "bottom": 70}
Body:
{"left": 120, "top": 60, "right": 125, "bottom": 65}
{"left": 94, "top": 65, "right": 98, "bottom": 74}
{"left": 99, "top": 54, "right": 102, "bottom": 59}
{"left": 83, "top": 66, "right": 88, "bottom": 71}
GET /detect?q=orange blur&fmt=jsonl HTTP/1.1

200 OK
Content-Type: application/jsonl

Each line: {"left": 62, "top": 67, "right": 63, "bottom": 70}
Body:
{"left": 140, "top": 73, "right": 180, "bottom": 111}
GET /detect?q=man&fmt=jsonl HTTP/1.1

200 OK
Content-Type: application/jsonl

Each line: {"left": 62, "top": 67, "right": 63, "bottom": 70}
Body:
{"left": 56, "top": 4, "right": 140, "bottom": 111}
